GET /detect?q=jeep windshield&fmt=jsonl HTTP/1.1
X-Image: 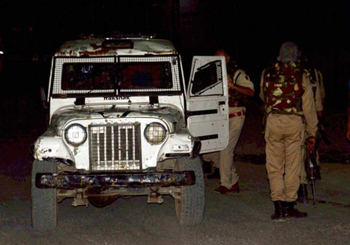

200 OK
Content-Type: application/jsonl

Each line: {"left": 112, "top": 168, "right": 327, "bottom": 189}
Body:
{"left": 53, "top": 55, "right": 181, "bottom": 97}
{"left": 62, "top": 62, "right": 172, "bottom": 90}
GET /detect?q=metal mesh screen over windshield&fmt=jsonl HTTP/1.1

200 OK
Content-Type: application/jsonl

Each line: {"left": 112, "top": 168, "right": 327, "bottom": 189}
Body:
{"left": 62, "top": 63, "right": 116, "bottom": 90}
{"left": 52, "top": 55, "right": 181, "bottom": 96}
{"left": 118, "top": 56, "right": 181, "bottom": 92}
{"left": 54, "top": 57, "right": 115, "bottom": 95}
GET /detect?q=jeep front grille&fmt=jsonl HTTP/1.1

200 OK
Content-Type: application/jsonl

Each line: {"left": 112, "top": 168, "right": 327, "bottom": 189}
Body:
{"left": 89, "top": 124, "right": 142, "bottom": 171}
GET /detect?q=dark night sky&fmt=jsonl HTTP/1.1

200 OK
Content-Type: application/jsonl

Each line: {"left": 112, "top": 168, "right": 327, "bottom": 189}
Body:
{"left": 1, "top": 0, "right": 348, "bottom": 48}
{"left": 0, "top": 0, "right": 349, "bottom": 103}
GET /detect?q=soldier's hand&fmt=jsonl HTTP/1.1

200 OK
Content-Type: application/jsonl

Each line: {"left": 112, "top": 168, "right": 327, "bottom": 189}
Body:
{"left": 316, "top": 130, "right": 322, "bottom": 140}
{"left": 228, "top": 77, "right": 234, "bottom": 90}
{"left": 305, "top": 136, "right": 317, "bottom": 150}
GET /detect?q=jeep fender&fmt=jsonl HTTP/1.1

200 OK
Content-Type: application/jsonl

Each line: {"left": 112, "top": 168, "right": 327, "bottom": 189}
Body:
{"left": 157, "top": 128, "right": 195, "bottom": 162}
{"left": 34, "top": 136, "right": 75, "bottom": 165}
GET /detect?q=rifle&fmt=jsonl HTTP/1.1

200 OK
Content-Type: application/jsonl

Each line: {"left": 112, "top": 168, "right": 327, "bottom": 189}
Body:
{"left": 305, "top": 139, "right": 319, "bottom": 208}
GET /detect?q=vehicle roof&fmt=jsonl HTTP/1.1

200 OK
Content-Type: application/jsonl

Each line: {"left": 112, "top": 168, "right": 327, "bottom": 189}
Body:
{"left": 55, "top": 35, "right": 177, "bottom": 57}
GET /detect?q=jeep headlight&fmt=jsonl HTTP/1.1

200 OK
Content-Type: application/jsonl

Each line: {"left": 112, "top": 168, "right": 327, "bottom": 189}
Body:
{"left": 65, "top": 124, "right": 87, "bottom": 146}
{"left": 144, "top": 123, "right": 167, "bottom": 144}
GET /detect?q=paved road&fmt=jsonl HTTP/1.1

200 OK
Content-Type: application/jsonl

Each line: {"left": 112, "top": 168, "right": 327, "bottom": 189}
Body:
{"left": 1, "top": 146, "right": 349, "bottom": 245}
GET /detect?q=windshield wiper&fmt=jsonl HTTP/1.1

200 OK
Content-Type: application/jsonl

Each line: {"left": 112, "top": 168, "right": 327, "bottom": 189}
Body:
{"left": 86, "top": 77, "right": 119, "bottom": 94}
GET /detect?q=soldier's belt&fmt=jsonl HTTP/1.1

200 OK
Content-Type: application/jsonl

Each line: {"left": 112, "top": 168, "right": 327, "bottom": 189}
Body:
{"left": 229, "top": 110, "right": 245, "bottom": 118}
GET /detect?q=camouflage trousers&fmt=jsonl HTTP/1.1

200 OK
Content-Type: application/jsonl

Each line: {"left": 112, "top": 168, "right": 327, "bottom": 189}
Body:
{"left": 265, "top": 129, "right": 305, "bottom": 202}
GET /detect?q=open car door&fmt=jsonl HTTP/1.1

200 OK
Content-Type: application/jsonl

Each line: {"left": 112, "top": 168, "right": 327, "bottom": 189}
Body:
{"left": 186, "top": 56, "right": 229, "bottom": 154}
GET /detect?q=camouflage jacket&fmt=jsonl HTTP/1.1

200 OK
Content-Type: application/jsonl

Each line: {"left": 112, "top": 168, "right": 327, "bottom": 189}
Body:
{"left": 262, "top": 61, "right": 304, "bottom": 114}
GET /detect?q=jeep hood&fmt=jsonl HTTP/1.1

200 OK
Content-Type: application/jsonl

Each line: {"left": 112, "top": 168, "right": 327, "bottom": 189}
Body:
{"left": 50, "top": 106, "right": 184, "bottom": 133}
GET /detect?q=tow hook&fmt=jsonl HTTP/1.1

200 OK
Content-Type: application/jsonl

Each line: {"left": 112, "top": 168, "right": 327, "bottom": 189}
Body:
{"left": 71, "top": 189, "right": 88, "bottom": 207}
{"left": 147, "top": 192, "right": 163, "bottom": 204}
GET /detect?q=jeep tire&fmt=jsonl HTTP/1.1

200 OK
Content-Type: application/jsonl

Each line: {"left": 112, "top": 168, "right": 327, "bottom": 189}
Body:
{"left": 31, "top": 160, "right": 57, "bottom": 231}
{"left": 175, "top": 156, "right": 205, "bottom": 225}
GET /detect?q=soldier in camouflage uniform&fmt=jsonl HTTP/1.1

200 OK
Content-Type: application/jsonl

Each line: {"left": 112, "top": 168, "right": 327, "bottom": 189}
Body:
{"left": 260, "top": 41, "right": 318, "bottom": 220}
{"left": 203, "top": 49, "right": 254, "bottom": 195}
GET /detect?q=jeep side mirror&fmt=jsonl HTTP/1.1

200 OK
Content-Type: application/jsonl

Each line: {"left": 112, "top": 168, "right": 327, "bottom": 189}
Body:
{"left": 40, "top": 87, "right": 48, "bottom": 110}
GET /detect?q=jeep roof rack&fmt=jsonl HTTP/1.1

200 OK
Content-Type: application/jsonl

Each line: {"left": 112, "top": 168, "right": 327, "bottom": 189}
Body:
{"left": 79, "top": 32, "right": 157, "bottom": 40}
{"left": 102, "top": 39, "right": 134, "bottom": 49}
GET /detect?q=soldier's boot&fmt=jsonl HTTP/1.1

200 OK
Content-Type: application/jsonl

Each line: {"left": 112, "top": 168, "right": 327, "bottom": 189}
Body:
{"left": 284, "top": 201, "right": 308, "bottom": 218}
{"left": 271, "top": 201, "right": 286, "bottom": 221}
{"left": 297, "top": 184, "right": 308, "bottom": 204}
{"left": 207, "top": 168, "right": 220, "bottom": 179}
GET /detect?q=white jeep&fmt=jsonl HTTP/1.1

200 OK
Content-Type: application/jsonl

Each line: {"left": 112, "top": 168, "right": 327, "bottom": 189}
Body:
{"left": 31, "top": 34, "right": 229, "bottom": 231}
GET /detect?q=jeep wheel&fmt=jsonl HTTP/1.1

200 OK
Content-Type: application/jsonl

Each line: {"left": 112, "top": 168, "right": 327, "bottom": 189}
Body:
{"left": 31, "top": 160, "right": 57, "bottom": 231}
{"left": 174, "top": 156, "right": 205, "bottom": 225}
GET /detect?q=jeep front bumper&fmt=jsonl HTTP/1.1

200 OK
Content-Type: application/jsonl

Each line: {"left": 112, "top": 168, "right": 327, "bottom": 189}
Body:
{"left": 36, "top": 171, "right": 195, "bottom": 189}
